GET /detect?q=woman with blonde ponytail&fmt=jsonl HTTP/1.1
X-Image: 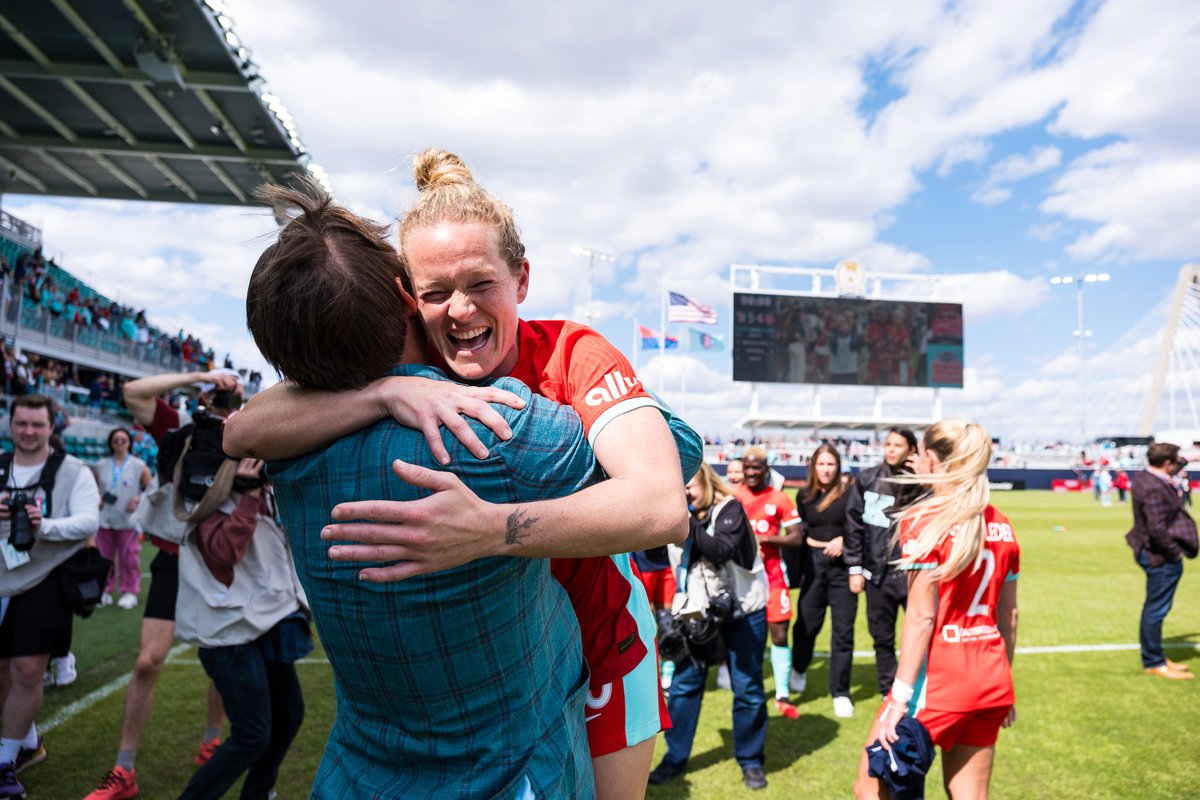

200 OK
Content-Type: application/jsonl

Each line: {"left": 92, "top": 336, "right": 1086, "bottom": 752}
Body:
{"left": 856, "top": 420, "right": 1020, "bottom": 800}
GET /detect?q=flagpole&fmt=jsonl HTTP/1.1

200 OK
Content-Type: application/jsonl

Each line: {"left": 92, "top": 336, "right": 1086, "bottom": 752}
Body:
{"left": 632, "top": 318, "right": 639, "bottom": 375}
{"left": 681, "top": 327, "right": 689, "bottom": 418}
{"left": 659, "top": 278, "right": 668, "bottom": 395}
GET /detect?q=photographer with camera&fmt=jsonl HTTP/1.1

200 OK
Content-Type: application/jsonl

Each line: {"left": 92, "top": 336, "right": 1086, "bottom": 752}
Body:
{"left": 649, "top": 463, "right": 769, "bottom": 791}
{"left": 153, "top": 374, "right": 309, "bottom": 800}
{"left": 0, "top": 394, "right": 100, "bottom": 798}
{"left": 85, "top": 370, "right": 236, "bottom": 800}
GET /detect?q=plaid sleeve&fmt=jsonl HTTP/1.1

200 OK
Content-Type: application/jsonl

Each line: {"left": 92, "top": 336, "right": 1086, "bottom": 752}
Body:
{"left": 1143, "top": 484, "right": 1185, "bottom": 559}
{"left": 489, "top": 378, "right": 601, "bottom": 502}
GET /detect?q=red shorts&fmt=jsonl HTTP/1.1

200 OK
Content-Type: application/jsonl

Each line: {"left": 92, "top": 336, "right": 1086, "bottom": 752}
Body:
{"left": 913, "top": 705, "right": 1011, "bottom": 750}
{"left": 585, "top": 648, "right": 671, "bottom": 757}
{"left": 766, "top": 580, "right": 792, "bottom": 623}
{"left": 635, "top": 566, "right": 676, "bottom": 610}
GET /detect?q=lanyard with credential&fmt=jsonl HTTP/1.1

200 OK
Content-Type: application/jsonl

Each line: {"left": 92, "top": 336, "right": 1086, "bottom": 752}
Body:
{"left": 110, "top": 457, "right": 128, "bottom": 492}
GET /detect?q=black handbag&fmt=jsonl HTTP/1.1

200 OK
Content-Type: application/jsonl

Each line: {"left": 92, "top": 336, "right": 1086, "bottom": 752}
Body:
{"left": 58, "top": 547, "right": 114, "bottom": 618}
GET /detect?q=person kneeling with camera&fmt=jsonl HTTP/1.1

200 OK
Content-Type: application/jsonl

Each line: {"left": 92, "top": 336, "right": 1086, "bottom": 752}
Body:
{"left": 649, "top": 463, "right": 770, "bottom": 791}
{"left": 162, "top": 399, "right": 310, "bottom": 800}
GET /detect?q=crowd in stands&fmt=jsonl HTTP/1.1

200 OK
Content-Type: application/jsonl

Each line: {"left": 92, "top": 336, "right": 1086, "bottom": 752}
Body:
{"left": 0, "top": 248, "right": 223, "bottom": 371}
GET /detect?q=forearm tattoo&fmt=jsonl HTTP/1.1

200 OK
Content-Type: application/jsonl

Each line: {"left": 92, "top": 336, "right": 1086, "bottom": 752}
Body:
{"left": 505, "top": 507, "right": 538, "bottom": 546}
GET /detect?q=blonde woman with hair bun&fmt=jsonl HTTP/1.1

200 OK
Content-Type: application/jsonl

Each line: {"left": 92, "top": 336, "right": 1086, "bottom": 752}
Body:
{"left": 225, "top": 147, "right": 703, "bottom": 800}
{"left": 856, "top": 420, "right": 1019, "bottom": 800}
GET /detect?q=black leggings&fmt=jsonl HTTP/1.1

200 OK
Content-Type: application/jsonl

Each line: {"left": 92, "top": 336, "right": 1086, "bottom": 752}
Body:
{"left": 864, "top": 571, "right": 908, "bottom": 696}
{"left": 792, "top": 548, "right": 858, "bottom": 697}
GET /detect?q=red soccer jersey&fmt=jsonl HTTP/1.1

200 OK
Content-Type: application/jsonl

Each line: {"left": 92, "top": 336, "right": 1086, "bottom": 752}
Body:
{"left": 735, "top": 484, "right": 802, "bottom": 588}
{"left": 899, "top": 505, "right": 1021, "bottom": 712}
{"left": 511, "top": 319, "right": 661, "bottom": 685}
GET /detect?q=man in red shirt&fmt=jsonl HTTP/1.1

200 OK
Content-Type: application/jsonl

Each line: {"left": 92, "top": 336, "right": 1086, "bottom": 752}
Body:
{"left": 736, "top": 448, "right": 804, "bottom": 719}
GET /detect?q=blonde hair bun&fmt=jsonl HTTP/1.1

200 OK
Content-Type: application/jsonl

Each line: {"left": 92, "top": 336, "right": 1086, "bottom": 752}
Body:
{"left": 413, "top": 148, "right": 474, "bottom": 192}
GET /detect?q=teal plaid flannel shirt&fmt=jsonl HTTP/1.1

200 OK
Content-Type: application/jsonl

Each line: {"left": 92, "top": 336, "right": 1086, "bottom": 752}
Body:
{"left": 268, "top": 365, "right": 599, "bottom": 800}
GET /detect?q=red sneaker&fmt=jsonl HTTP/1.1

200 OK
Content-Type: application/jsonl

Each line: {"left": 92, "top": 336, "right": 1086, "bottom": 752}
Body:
{"left": 83, "top": 765, "right": 139, "bottom": 800}
{"left": 774, "top": 698, "right": 800, "bottom": 720}
{"left": 194, "top": 738, "right": 221, "bottom": 766}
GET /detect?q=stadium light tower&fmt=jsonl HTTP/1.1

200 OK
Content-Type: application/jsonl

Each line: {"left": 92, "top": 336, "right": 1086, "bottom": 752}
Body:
{"left": 571, "top": 246, "right": 614, "bottom": 326}
{"left": 1050, "top": 272, "right": 1111, "bottom": 444}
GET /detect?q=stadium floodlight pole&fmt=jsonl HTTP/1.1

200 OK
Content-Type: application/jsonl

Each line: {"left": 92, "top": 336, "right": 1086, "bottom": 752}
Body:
{"left": 571, "top": 246, "right": 614, "bottom": 326}
{"left": 1049, "top": 272, "right": 1111, "bottom": 445}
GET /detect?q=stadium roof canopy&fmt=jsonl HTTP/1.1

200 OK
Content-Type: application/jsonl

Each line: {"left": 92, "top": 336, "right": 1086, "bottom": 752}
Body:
{"left": 0, "top": 0, "right": 328, "bottom": 206}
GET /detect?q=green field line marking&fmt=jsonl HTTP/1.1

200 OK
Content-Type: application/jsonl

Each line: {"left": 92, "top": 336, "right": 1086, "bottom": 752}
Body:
{"left": 42, "top": 644, "right": 191, "bottom": 733}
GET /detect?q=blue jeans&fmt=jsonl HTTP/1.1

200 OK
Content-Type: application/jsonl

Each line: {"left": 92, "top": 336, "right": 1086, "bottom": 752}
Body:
{"left": 178, "top": 640, "right": 305, "bottom": 800}
{"left": 1138, "top": 554, "right": 1184, "bottom": 669}
{"left": 662, "top": 608, "right": 768, "bottom": 771}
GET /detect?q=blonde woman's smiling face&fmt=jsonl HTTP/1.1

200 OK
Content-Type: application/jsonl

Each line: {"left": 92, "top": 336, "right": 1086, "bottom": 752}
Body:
{"left": 406, "top": 221, "right": 529, "bottom": 381}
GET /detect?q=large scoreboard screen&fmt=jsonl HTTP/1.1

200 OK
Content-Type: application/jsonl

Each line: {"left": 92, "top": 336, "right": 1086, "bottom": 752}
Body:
{"left": 732, "top": 292, "right": 964, "bottom": 388}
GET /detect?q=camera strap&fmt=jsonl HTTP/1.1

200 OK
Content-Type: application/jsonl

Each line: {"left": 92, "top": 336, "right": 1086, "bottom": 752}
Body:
{"left": 0, "top": 449, "right": 67, "bottom": 510}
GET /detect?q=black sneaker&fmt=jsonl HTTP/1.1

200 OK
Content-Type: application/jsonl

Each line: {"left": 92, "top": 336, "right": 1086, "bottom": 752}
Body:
{"left": 647, "top": 760, "right": 687, "bottom": 785}
{"left": 742, "top": 766, "right": 768, "bottom": 790}
{"left": 13, "top": 737, "right": 44, "bottom": 775}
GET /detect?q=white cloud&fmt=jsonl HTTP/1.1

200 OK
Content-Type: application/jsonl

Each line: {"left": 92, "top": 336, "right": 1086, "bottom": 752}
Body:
{"left": 971, "top": 145, "right": 1062, "bottom": 205}
{"left": 1041, "top": 143, "right": 1200, "bottom": 261}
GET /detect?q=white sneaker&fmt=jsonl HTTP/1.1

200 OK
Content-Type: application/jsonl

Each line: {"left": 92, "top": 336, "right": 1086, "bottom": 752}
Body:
{"left": 833, "top": 695, "right": 854, "bottom": 718}
{"left": 716, "top": 663, "right": 732, "bottom": 690}
{"left": 789, "top": 671, "right": 807, "bottom": 694}
{"left": 99, "top": 592, "right": 114, "bottom": 607}
{"left": 117, "top": 592, "right": 138, "bottom": 610}
{"left": 53, "top": 652, "right": 77, "bottom": 687}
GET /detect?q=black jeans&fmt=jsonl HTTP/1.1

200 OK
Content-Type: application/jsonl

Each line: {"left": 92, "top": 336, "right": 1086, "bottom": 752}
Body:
{"left": 178, "top": 639, "right": 305, "bottom": 800}
{"left": 792, "top": 548, "right": 858, "bottom": 697}
{"left": 864, "top": 571, "right": 908, "bottom": 696}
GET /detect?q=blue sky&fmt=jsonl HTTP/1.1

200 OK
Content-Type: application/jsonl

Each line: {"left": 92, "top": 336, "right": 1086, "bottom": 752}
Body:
{"left": 5, "top": 0, "right": 1197, "bottom": 441}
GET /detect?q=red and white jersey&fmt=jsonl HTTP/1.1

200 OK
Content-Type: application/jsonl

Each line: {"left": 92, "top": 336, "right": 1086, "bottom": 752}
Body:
{"left": 736, "top": 484, "right": 801, "bottom": 588}
{"left": 509, "top": 319, "right": 664, "bottom": 445}
{"left": 511, "top": 319, "right": 658, "bottom": 686}
{"left": 899, "top": 505, "right": 1021, "bottom": 712}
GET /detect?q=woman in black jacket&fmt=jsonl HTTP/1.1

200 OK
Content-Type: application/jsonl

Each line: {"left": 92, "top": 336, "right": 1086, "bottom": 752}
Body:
{"left": 648, "top": 463, "right": 770, "bottom": 791}
{"left": 793, "top": 443, "right": 859, "bottom": 719}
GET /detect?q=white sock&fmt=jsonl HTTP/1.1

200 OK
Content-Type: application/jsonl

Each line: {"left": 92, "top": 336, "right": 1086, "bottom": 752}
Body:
{"left": 21, "top": 723, "right": 37, "bottom": 749}
{"left": 0, "top": 738, "right": 22, "bottom": 764}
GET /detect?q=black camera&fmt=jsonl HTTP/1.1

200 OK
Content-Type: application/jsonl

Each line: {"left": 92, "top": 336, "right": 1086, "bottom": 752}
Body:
{"left": 8, "top": 491, "right": 35, "bottom": 552}
{"left": 209, "top": 389, "right": 243, "bottom": 411}
{"left": 656, "top": 609, "right": 690, "bottom": 664}
{"left": 102, "top": 491, "right": 119, "bottom": 505}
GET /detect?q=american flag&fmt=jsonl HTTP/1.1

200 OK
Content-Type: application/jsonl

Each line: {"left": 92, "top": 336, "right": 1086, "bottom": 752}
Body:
{"left": 668, "top": 291, "right": 718, "bottom": 324}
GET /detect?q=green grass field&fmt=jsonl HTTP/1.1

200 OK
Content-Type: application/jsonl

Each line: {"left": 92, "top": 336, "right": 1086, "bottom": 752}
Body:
{"left": 20, "top": 491, "right": 1200, "bottom": 799}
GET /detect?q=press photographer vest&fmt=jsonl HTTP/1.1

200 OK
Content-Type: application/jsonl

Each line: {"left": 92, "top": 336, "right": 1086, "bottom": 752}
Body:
{"left": 0, "top": 450, "right": 89, "bottom": 597}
